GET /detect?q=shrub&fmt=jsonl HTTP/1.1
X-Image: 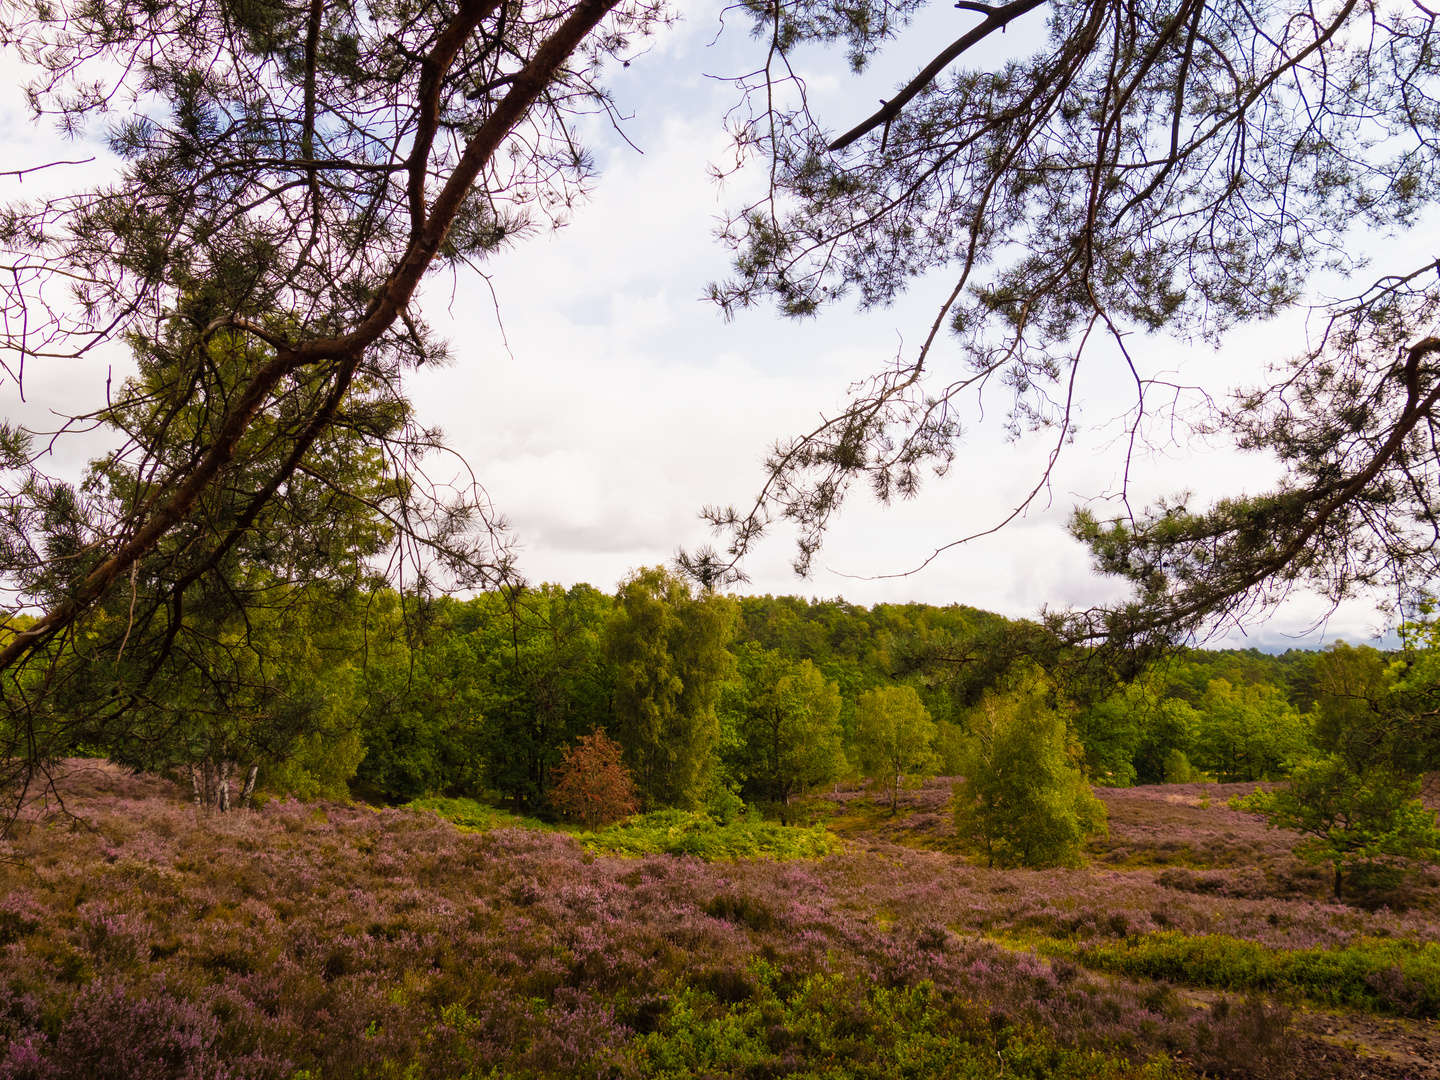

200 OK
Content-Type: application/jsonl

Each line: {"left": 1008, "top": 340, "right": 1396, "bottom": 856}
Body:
{"left": 262, "top": 729, "right": 366, "bottom": 802}
{"left": 548, "top": 728, "right": 639, "bottom": 828}
{"left": 636, "top": 965, "right": 1175, "bottom": 1080}
{"left": 1036, "top": 931, "right": 1440, "bottom": 1017}
{"left": 579, "top": 809, "right": 836, "bottom": 859}
{"left": 854, "top": 686, "right": 936, "bottom": 815}
{"left": 1162, "top": 750, "right": 1194, "bottom": 784}
{"left": 406, "top": 795, "right": 547, "bottom": 832}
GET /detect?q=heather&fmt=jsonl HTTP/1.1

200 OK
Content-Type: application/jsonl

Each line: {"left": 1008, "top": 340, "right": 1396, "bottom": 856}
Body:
{"left": 0, "top": 762, "right": 1323, "bottom": 1079}
{"left": 1030, "top": 932, "right": 1440, "bottom": 1017}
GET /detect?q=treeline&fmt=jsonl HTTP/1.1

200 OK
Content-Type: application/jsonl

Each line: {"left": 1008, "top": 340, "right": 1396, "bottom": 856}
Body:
{"left": 38, "top": 560, "right": 1433, "bottom": 825}
{"left": 228, "top": 568, "right": 1421, "bottom": 818}
{"left": 346, "top": 569, "right": 986, "bottom": 814}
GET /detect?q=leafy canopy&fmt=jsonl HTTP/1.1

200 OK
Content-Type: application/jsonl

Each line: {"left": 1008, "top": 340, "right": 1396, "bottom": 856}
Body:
{"left": 953, "top": 671, "right": 1107, "bottom": 868}
{"left": 854, "top": 684, "right": 936, "bottom": 814}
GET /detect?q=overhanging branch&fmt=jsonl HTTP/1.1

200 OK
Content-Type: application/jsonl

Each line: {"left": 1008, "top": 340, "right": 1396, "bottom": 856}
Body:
{"left": 828, "top": 0, "right": 1049, "bottom": 152}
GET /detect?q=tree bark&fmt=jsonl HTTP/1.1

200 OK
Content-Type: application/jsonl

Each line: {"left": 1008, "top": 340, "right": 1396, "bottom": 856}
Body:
{"left": 238, "top": 764, "right": 259, "bottom": 808}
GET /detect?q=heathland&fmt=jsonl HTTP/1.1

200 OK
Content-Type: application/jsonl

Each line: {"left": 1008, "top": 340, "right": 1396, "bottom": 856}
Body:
{"left": 1, "top": 758, "right": 1438, "bottom": 1079}
{"left": 5, "top": 586, "right": 1440, "bottom": 1078}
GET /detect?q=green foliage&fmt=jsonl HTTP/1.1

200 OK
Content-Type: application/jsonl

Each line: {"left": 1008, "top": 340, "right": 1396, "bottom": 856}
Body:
{"left": 351, "top": 597, "right": 489, "bottom": 802}
{"left": 547, "top": 727, "right": 638, "bottom": 828}
{"left": 467, "top": 584, "right": 615, "bottom": 811}
{"left": 405, "top": 795, "right": 549, "bottom": 832}
{"left": 1232, "top": 761, "right": 1440, "bottom": 898}
{"left": 724, "top": 643, "right": 847, "bottom": 804}
{"left": 5, "top": 324, "right": 418, "bottom": 804}
{"left": 638, "top": 965, "right": 1177, "bottom": 1080}
{"left": 578, "top": 809, "right": 836, "bottom": 860}
{"left": 931, "top": 719, "right": 966, "bottom": 776}
{"left": 953, "top": 677, "right": 1108, "bottom": 869}
{"left": 1162, "top": 749, "right": 1194, "bottom": 784}
{"left": 704, "top": 780, "right": 747, "bottom": 824}
{"left": 606, "top": 568, "right": 738, "bottom": 810}
{"left": 354, "top": 584, "right": 614, "bottom": 808}
{"left": 262, "top": 728, "right": 367, "bottom": 802}
{"left": 854, "top": 685, "right": 936, "bottom": 814}
{"left": 1227, "top": 640, "right": 1440, "bottom": 898}
{"left": 1076, "top": 677, "right": 1199, "bottom": 786}
{"left": 1192, "top": 678, "right": 1309, "bottom": 782}
{"left": 1034, "top": 932, "right": 1440, "bottom": 1018}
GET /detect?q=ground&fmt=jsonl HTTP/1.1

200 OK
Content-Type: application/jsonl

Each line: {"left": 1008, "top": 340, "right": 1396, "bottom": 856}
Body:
{"left": 803, "top": 776, "right": 1440, "bottom": 1077}
{"left": 1, "top": 763, "right": 1438, "bottom": 1078}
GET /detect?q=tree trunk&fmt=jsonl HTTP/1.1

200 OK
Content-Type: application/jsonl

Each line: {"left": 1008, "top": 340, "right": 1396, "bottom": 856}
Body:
{"left": 1334, "top": 863, "right": 1344, "bottom": 900}
{"left": 238, "top": 764, "right": 259, "bottom": 808}
{"left": 188, "top": 763, "right": 203, "bottom": 810}
{"left": 217, "top": 760, "right": 232, "bottom": 813}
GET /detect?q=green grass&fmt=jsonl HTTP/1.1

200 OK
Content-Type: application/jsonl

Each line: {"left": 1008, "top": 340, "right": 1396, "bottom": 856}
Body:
{"left": 404, "top": 796, "right": 549, "bottom": 832}
{"left": 578, "top": 810, "right": 839, "bottom": 860}
{"left": 1026, "top": 930, "right": 1440, "bottom": 1017}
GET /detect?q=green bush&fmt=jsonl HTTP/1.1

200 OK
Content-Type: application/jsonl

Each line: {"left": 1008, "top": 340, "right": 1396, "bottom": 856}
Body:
{"left": 579, "top": 809, "right": 837, "bottom": 860}
{"left": 264, "top": 729, "right": 367, "bottom": 802}
{"left": 1035, "top": 931, "right": 1440, "bottom": 1016}
{"left": 405, "top": 796, "right": 548, "bottom": 832}
{"left": 637, "top": 964, "right": 1178, "bottom": 1080}
{"left": 954, "top": 675, "right": 1108, "bottom": 868}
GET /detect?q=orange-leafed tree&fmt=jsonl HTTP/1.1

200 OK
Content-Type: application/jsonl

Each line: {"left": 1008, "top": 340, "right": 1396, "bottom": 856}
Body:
{"left": 548, "top": 728, "right": 638, "bottom": 829}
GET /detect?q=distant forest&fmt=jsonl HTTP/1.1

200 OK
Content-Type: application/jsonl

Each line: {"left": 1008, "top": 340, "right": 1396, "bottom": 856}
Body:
{"left": 166, "top": 566, "right": 1402, "bottom": 818}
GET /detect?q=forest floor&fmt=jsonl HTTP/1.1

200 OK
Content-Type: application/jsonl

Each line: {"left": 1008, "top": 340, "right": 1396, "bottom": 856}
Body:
{"left": 2, "top": 763, "right": 1439, "bottom": 1078}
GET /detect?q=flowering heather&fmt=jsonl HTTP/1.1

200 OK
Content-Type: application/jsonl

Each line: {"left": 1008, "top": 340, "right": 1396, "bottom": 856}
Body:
{"left": 0, "top": 761, "right": 1432, "bottom": 1078}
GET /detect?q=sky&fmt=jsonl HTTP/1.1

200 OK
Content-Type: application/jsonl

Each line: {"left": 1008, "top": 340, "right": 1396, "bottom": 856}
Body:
{"left": 1, "top": 0, "right": 1432, "bottom": 650}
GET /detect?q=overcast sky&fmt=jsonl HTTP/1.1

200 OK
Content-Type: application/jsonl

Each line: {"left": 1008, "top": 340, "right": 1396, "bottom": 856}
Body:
{"left": 3, "top": 0, "right": 1432, "bottom": 649}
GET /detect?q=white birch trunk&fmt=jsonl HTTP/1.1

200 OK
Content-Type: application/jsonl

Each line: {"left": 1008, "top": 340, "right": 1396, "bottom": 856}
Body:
{"left": 238, "top": 763, "right": 259, "bottom": 808}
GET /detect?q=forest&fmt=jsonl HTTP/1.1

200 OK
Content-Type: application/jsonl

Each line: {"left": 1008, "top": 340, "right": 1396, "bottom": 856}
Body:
{"left": 167, "top": 573, "right": 1366, "bottom": 821}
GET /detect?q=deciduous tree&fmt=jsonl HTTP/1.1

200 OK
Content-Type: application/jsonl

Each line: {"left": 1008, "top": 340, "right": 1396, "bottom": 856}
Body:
{"left": 854, "top": 684, "right": 936, "bottom": 814}
{"left": 548, "top": 727, "right": 638, "bottom": 828}
{"left": 953, "top": 674, "right": 1107, "bottom": 868}
{"left": 1192, "top": 678, "right": 1309, "bottom": 783}
{"left": 1231, "top": 638, "right": 1440, "bottom": 899}
{"left": 727, "top": 643, "right": 847, "bottom": 805}
{"left": 604, "top": 567, "right": 737, "bottom": 810}
{"left": 1232, "top": 759, "right": 1440, "bottom": 900}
